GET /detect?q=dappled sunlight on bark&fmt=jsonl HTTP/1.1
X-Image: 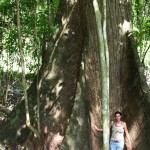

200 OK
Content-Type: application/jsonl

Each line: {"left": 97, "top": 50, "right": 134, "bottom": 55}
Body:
{"left": 51, "top": 79, "right": 64, "bottom": 98}
{"left": 45, "top": 62, "right": 60, "bottom": 81}
{"left": 47, "top": 132, "right": 64, "bottom": 150}
{"left": 119, "top": 20, "right": 132, "bottom": 34}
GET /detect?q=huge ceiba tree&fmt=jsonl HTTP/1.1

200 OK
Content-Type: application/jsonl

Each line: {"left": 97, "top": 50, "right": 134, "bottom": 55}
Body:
{"left": 0, "top": 0, "right": 150, "bottom": 150}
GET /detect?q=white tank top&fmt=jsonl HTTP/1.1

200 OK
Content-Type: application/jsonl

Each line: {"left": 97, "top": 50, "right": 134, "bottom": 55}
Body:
{"left": 111, "top": 121, "right": 125, "bottom": 142}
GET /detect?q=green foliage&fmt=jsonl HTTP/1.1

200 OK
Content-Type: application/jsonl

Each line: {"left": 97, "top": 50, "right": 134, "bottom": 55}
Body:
{"left": 0, "top": 0, "right": 60, "bottom": 75}
{"left": 132, "top": 0, "right": 150, "bottom": 77}
{"left": 0, "top": 112, "right": 6, "bottom": 117}
{"left": 52, "top": 0, "right": 60, "bottom": 15}
{"left": 10, "top": 109, "right": 20, "bottom": 125}
{"left": 132, "top": 0, "right": 150, "bottom": 62}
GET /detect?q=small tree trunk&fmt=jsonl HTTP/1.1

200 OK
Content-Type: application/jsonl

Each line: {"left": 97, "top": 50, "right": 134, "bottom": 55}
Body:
{"left": 93, "top": 0, "right": 110, "bottom": 149}
{"left": 16, "top": 0, "right": 40, "bottom": 138}
{"left": 34, "top": 0, "right": 41, "bottom": 135}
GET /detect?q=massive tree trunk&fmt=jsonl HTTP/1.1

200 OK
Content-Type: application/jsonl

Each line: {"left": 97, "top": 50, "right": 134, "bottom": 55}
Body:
{"left": 0, "top": 0, "right": 150, "bottom": 150}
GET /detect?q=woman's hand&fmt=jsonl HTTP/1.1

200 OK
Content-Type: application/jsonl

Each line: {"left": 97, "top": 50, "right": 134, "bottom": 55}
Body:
{"left": 92, "top": 124, "right": 103, "bottom": 131}
{"left": 127, "top": 144, "right": 132, "bottom": 150}
{"left": 92, "top": 124, "right": 96, "bottom": 129}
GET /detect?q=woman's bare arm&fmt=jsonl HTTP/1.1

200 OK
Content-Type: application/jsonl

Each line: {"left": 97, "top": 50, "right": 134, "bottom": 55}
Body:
{"left": 93, "top": 124, "right": 103, "bottom": 131}
{"left": 93, "top": 121, "right": 114, "bottom": 132}
{"left": 124, "top": 122, "right": 132, "bottom": 150}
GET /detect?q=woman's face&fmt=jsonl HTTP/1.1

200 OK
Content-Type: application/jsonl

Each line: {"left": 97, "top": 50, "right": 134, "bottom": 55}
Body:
{"left": 115, "top": 113, "right": 121, "bottom": 121}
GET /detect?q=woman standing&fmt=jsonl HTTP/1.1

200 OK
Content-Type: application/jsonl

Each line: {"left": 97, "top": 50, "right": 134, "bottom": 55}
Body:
{"left": 93, "top": 111, "right": 132, "bottom": 150}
